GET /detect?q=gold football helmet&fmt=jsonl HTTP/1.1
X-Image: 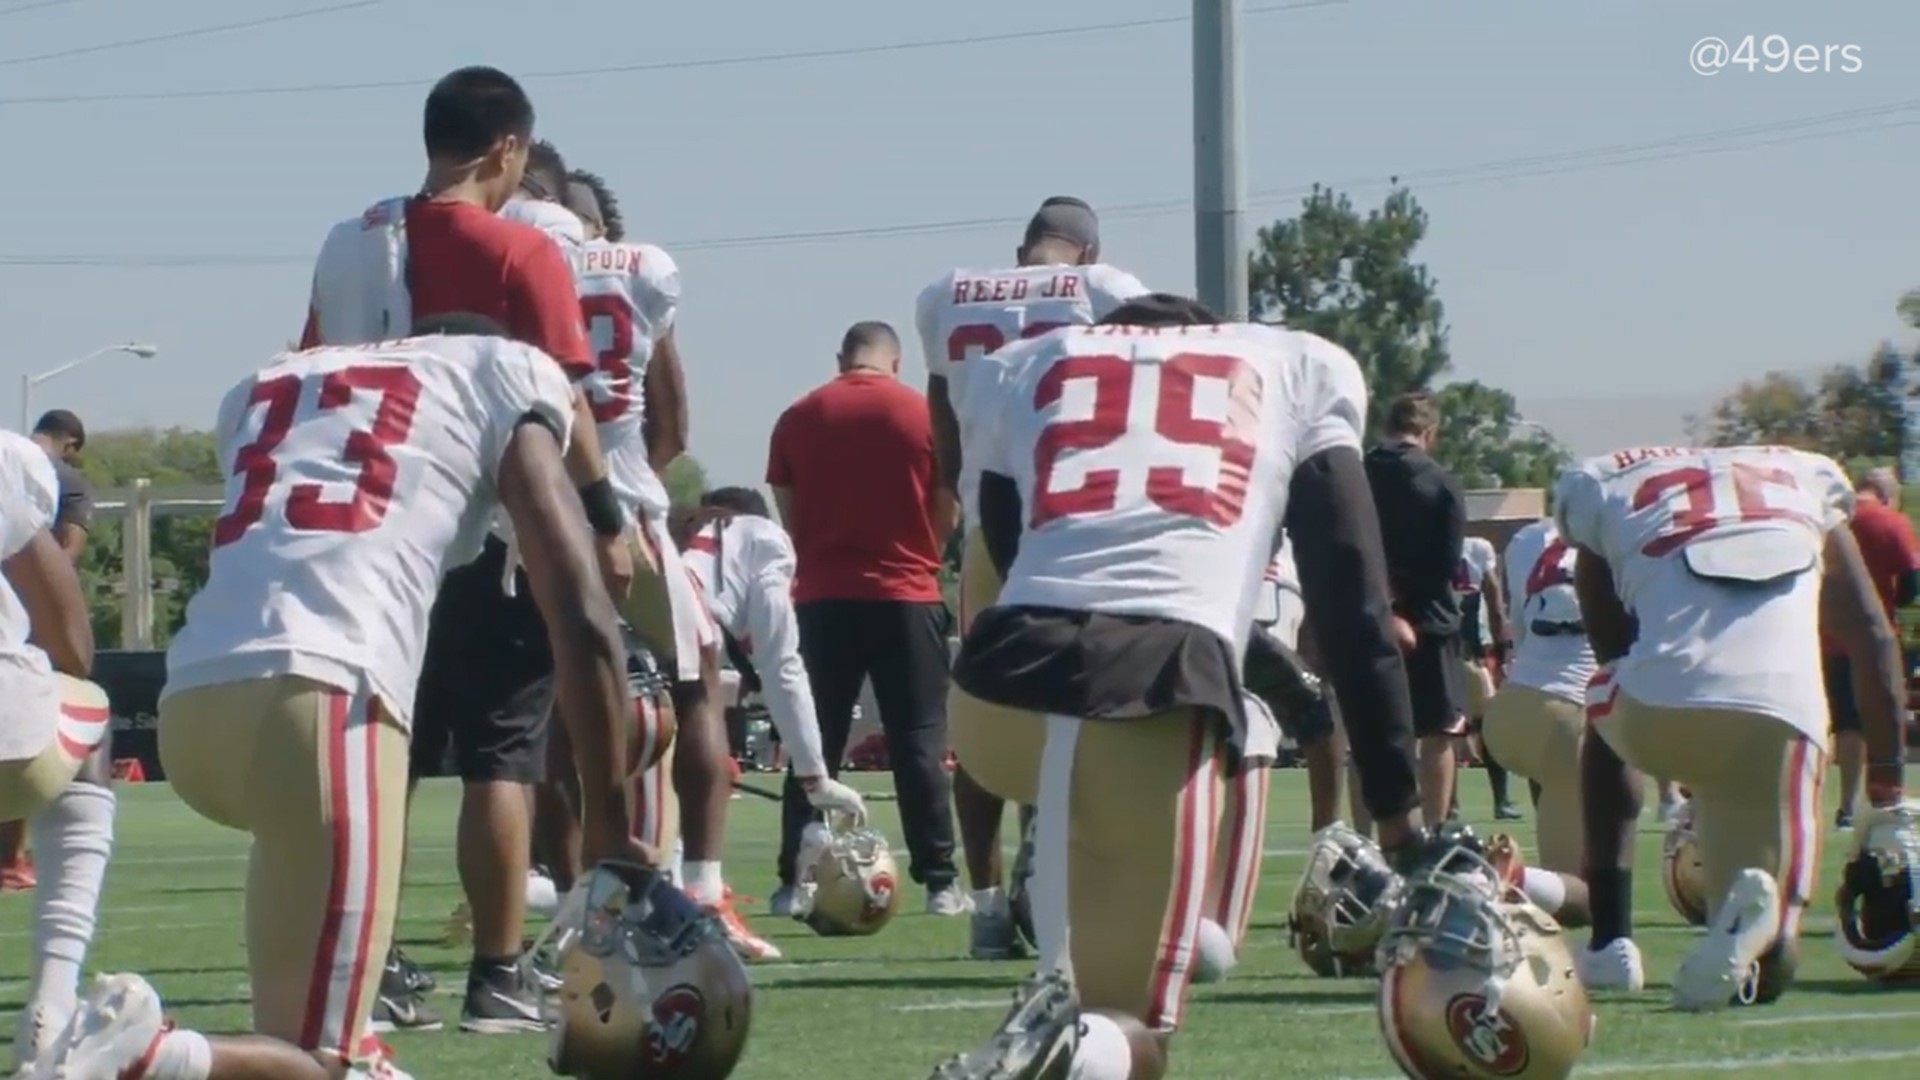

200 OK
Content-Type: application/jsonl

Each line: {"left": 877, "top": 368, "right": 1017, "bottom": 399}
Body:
{"left": 1288, "top": 823, "right": 1401, "bottom": 977}
{"left": 1376, "top": 843, "right": 1593, "bottom": 1079}
{"left": 544, "top": 861, "right": 753, "bottom": 1079}
{"left": 1835, "top": 804, "right": 1920, "bottom": 981}
{"left": 795, "top": 819, "right": 901, "bottom": 937}
{"left": 1661, "top": 800, "right": 1709, "bottom": 928}
{"left": 625, "top": 631, "right": 678, "bottom": 773}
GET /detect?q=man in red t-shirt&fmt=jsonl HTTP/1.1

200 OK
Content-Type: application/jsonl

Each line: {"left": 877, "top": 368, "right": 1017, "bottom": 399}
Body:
{"left": 1824, "top": 467, "right": 1919, "bottom": 829}
{"left": 300, "top": 68, "right": 636, "bottom": 1038}
{"left": 765, "top": 321, "right": 962, "bottom": 915}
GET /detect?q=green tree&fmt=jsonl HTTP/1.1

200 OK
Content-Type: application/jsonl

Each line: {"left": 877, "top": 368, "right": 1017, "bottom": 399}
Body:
{"left": 1248, "top": 182, "right": 1566, "bottom": 486}
{"left": 1899, "top": 288, "right": 1920, "bottom": 330}
{"left": 1431, "top": 381, "right": 1570, "bottom": 489}
{"left": 1693, "top": 347, "right": 1907, "bottom": 466}
{"left": 663, "top": 456, "right": 708, "bottom": 509}
{"left": 74, "top": 428, "right": 225, "bottom": 647}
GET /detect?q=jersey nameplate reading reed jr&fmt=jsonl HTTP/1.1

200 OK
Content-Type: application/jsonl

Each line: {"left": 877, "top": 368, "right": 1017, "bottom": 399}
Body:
{"left": 164, "top": 336, "right": 577, "bottom": 729}
{"left": 916, "top": 263, "right": 1148, "bottom": 520}
{"left": 959, "top": 322, "right": 1367, "bottom": 657}
{"left": 1554, "top": 445, "right": 1853, "bottom": 742}
{"left": 577, "top": 238, "right": 682, "bottom": 518}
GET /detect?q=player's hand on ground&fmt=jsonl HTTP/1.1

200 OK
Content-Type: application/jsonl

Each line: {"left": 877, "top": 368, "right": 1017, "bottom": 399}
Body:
{"left": 802, "top": 775, "right": 868, "bottom": 826}
{"left": 595, "top": 531, "right": 634, "bottom": 601}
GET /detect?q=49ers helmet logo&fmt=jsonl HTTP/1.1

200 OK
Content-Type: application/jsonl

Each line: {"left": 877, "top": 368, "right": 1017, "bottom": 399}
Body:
{"left": 865, "top": 872, "right": 897, "bottom": 921}
{"left": 646, "top": 985, "right": 705, "bottom": 1067}
{"left": 1444, "top": 994, "right": 1530, "bottom": 1075}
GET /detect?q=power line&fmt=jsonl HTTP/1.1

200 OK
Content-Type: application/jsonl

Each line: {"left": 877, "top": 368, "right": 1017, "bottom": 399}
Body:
{"left": 0, "top": 0, "right": 1342, "bottom": 104}
{"left": 0, "top": 0, "right": 382, "bottom": 68}
{"left": 2, "top": 100, "right": 1912, "bottom": 269}
{"left": 0, "top": 0, "right": 82, "bottom": 19}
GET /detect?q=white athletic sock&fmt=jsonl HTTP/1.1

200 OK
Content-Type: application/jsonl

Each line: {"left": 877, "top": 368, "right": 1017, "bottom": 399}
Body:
{"left": 683, "top": 859, "right": 724, "bottom": 903}
{"left": 1068, "top": 1014, "right": 1133, "bottom": 1080}
{"left": 971, "top": 886, "right": 1007, "bottom": 914}
{"left": 1520, "top": 867, "right": 1568, "bottom": 914}
{"left": 144, "top": 1027, "right": 213, "bottom": 1080}
{"left": 27, "top": 782, "right": 115, "bottom": 1021}
{"left": 667, "top": 837, "right": 685, "bottom": 887}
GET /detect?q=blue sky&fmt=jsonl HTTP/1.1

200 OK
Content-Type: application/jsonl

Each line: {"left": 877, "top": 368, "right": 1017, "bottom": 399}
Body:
{"left": 2, "top": 0, "right": 1916, "bottom": 486}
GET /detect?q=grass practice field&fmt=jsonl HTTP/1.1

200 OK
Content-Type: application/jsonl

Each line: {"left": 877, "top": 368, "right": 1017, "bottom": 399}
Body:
{"left": 6, "top": 772, "right": 1920, "bottom": 1078}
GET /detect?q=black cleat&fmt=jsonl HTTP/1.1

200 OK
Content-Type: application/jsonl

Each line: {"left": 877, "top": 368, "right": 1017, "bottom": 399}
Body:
{"left": 370, "top": 957, "right": 444, "bottom": 1032}
{"left": 389, "top": 946, "right": 435, "bottom": 995}
{"left": 929, "top": 970, "right": 1078, "bottom": 1080}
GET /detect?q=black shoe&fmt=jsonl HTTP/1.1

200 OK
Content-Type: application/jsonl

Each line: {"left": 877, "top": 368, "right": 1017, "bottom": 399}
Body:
{"left": 1494, "top": 802, "right": 1525, "bottom": 821}
{"left": 1836, "top": 807, "right": 1855, "bottom": 831}
{"left": 460, "top": 967, "right": 551, "bottom": 1034}
{"left": 929, "top": 970, "right": 1078, "bottom": 1080}
{"left": 370, "top": 989, "right": 444, "bottom": 1033}
{"left": 389, "top": 946, "right": 435, "bottom": 995}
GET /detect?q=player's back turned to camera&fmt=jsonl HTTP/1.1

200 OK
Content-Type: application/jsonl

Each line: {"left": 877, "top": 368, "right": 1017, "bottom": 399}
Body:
{"left": 1560, "top": 444, "right": 1907, "bottom": 1011}
{"left": 37, "top": 317, "right": 646, "bottom": 1080}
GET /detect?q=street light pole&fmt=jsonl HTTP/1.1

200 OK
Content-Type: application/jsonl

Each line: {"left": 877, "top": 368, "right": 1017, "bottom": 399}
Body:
{"left": 18, "top": 342, "right": 160, "bottom": 431}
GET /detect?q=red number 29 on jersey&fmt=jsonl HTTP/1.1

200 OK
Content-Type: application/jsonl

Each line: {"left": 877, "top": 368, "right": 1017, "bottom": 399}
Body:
{"left": 212, "top": 365, "right": 423, "bottom": 548}
{"left": 1028, "top": 352, "right": 1262, "bottom": 529}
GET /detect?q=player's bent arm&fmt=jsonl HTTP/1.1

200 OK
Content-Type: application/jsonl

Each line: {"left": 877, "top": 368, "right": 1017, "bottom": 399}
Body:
{"left": 741, "top": 572, "right": 830, "bottom": 779}
{"left": 1482, "top": 569, "right": 1510, "bottom": 653}
{"left": 53, "top": 523, "right": 87, "bottom": 564}
{"left": 642, "top": 328, "right": 690, "bottom": 473}
{"left": 564, "top": 389, "right": 611, "bottom": 487}
{"left": 929, "top": 374, "right": 962, "bottom": 498}
{"left": 1571, "top": 547, "right": 1635, "bottom": 665}
{"left": 1286, "top": 446, "right": 1420, "bottom": 828}
{"left": 1821, "top": 526, "right": 1908, "bottom": 802}
{"left": 4, "top": 530, "right": 94, "bottom": 677}
{"left": 500, "top": 421, "right": 632, "bottom": 846}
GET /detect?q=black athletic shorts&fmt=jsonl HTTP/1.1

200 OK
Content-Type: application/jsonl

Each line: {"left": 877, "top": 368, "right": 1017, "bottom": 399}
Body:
{"left": 411, "top": 535, "right": 555, "bottom": 784}
{"left": 1404, "top": 631, "right": 1467, "bottom": 739}
{"left": 1823, "top": 653, "right": 1862, "bottom": 735}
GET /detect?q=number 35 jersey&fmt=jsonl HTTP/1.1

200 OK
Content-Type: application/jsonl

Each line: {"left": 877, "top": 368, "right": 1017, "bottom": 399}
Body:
{"left": 1553, "top": 445, "right": 1852, "bottom": 739}
{"left": 577, "top": 239, "right": 681, "bottom": 518}
{"left": 164, "top": 335, "right": 578, "bottom": 729}
{"left": 959, "top": 322, "right": 1367, "bottom": 657}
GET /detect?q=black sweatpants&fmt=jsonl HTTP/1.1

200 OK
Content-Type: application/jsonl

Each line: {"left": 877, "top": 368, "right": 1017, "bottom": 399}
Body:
{"left": 778, "top": 599, "right": 958, "bottom": 890}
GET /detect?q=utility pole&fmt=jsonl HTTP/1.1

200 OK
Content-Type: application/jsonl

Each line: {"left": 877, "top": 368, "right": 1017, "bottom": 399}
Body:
{"left": 1193, "top": 0, "right": 1248, "bottom": 320}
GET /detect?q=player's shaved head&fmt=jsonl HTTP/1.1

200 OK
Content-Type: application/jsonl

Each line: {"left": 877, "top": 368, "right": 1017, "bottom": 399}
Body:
{"left": 837, "top": 320, "right": 901, "bottom": 373}
{"left": 1020, "top": 195, "right": 1101, "bottom": 266}
{"left": 521, "top": 140, "right": 568, "bottom": 201}
{"left": 701, "top": 487, "right": 771, "bottom": 518}
{"left": 1098, "top": 293, "right": 1220, "bottom": 327}
{"left": 413, "top": 312, "right": 510, "bottom": 338}
{"left": 566, "top": 169, "right": 624, "bottom": 242}
{"left": 423, "top": 66, "right": 534, "bottom": 161}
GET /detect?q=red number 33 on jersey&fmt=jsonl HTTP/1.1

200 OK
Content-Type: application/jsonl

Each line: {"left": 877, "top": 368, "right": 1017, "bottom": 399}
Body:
{"left": 212, "top": 365, "right": 423, "bottom": 548}
{"left": 1029, "top": 352, "right": 1262, "bottom": 529}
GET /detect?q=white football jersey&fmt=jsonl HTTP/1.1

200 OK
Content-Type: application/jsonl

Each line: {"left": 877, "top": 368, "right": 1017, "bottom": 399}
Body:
{"left": 1459, "top": 536, "right": 1497, "bottom": 592}
{"left": 165, "top": 336, "right": 577, "bottom": 729}
{"left": 577, "top": 240, "right": 682, "bottom": 517}
{"left": 1502, "top": 518, "right": 1596, "bottom": 704}
{"left": 1554, "top": 445, "right": 1853, "bottom": 741}
{"left": 0, "top": 431, "right": 61, "bottom": 761}
{"left": 681, "top": 513, "right": 827, "bottom": 778}
{"left": 961, "top": 322, "right": 1366, "bottom": 655}
{"left": 916, "top": 263, "right": 1149, "bottom": 520}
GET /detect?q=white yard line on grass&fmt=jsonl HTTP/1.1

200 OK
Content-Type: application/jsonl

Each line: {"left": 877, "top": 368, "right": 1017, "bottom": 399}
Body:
{"left": 1736, "top": 1008, "right": 1920, "bottom": 1028}
{"left": 1351, "top": 1047, "right": 1920, "bottom": 1079}
{"left": 1261, "top": 847, "right": 1306, "bottom": 858}
{"left": 895, "top": 999, "right": 1375, "bottom": 1016}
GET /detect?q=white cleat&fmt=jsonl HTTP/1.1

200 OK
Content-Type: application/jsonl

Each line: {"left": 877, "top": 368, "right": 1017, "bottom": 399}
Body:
{"left": 1577, "top": 937, "right": 1646, "bottom": 991}
{"left": 12, "top": 1003, "right": 67, "bottom": 1079}
{"left": 38, "top": 974, "right": 165, "bottom": 1080}
{"left": 1673, "top": 868, "right": 1780, "bottom": 1013}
